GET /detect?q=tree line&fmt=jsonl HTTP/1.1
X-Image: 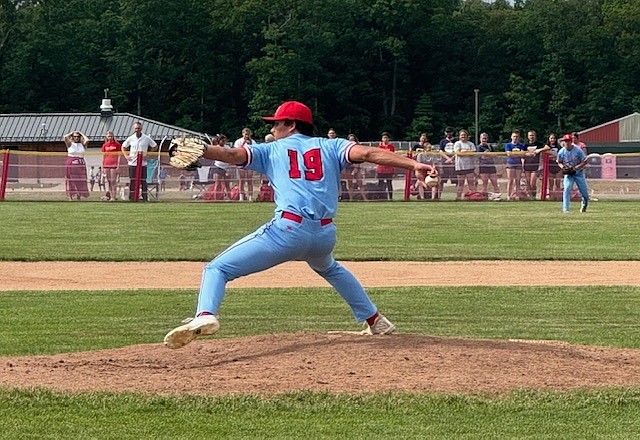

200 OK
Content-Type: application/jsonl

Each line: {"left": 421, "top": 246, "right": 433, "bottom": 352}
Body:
{"left": 0, "top": 0, "right": 638, "bottom": 142}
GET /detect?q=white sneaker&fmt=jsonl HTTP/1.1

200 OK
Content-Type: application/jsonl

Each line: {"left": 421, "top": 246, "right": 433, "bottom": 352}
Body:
{"left": 361, "top": 314, "right": 396, "bottom": 335}
{"left": 164, "top": 314, "right": 220, "bottom": 349}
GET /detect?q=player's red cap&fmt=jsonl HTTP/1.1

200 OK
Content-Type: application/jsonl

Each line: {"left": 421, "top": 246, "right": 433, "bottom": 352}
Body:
{"left": 263, "top": 101, "right": 313, "bottom": 125}
{"left": 561, "top": 134, "right": 572, "bottom": 142}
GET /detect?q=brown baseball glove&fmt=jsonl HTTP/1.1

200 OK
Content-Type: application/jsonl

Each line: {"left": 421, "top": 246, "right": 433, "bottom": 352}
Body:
{"left": 168, "top": 137, "right": 207, "bottom": 171}
{"left": 562, "top": 166, "right": 576, "bottom": 176}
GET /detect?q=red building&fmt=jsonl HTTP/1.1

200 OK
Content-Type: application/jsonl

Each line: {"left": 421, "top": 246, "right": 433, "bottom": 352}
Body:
{"left": 579, "top": 112, "right": 640, "bottom": 153}
{"left": 579, "top": 113, "right": 640, "bottom": 179}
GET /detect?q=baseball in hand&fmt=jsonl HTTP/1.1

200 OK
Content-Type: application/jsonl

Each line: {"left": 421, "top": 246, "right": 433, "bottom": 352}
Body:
{"left": 425, "top": 173, "right": 440, "bottom": 188}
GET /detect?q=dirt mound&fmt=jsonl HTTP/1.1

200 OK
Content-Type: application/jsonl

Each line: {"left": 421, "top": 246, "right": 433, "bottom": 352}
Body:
{"left": 3, "top": 333, "right": 640, "bottom": 396}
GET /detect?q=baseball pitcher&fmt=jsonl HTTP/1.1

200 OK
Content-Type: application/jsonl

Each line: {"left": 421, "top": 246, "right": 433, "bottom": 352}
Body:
{"left": 164, "top": 101, "right": 436, "bottom": 348}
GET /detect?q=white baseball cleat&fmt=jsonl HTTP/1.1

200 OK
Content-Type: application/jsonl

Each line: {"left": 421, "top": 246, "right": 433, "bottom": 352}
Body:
{"left": 164, "top": 314, "right": 220, "bottom": 349}
{"left": 361, "top": 314, "right": 396, "bottom": 335}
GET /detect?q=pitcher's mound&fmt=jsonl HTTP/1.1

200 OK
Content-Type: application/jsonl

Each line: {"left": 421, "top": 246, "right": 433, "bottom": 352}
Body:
{"left": 3, "top": 333, "right": 640, "bottom": 396}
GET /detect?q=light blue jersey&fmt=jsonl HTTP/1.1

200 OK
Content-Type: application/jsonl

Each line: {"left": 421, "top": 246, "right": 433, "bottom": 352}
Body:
{"left": 557, "top": 145, "right": 589, "bottom": 212}
{"left": 557, "top": 146, "right": 586, "bottom": 174}
{"left": 243, "top": 134, "right": 355, "bottom": 219}
{"left": 196, "top": 134, "right": 377, "bottom": 323}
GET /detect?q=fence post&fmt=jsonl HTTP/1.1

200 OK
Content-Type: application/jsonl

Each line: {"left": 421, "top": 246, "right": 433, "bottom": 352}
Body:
{"left": 134, "top": 151, "right": 143, "bottom": 202}
{"left": 540, "top": 153, "right": 549, "bottom": 201}
{"left": 0, "top": 150, "right": 10, "bottom": 201}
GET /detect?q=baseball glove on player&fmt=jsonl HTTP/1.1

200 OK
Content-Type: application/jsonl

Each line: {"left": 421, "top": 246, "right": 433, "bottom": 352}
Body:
{"left": 562, "top": 166, "right": 576, "bottom": 176}
{"left": 168, "top": 137, "right": 207, "bottom": 171}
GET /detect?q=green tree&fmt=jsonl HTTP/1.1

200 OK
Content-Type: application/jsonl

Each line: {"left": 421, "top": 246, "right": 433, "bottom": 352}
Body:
{"left": 406, "top": 93, "right": 435, "bottom": 140}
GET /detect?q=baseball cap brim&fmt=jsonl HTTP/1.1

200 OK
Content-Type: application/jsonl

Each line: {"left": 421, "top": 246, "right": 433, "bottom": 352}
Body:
{"left": 262, "top": 101, "right": 313, "bottom": 125}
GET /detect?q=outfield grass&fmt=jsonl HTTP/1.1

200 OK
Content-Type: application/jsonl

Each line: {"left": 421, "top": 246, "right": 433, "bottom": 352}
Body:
{"left": 3, "top": 201, "right": 640, "bottom": 438}
{"left": 2, "top": 389, "right": 640, "bottom": 439}
{"left": 2, "top": 286, "right": 640, "bottom": 356}
{"left": 2, "top": 201, "right": 640, "bottom": 261}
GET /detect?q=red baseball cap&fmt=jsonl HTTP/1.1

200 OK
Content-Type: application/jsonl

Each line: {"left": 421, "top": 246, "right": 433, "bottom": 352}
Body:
{"left": 561, "top": 134, "right": 572, "bottom": 142}
{"left": 263, "top": 101, "right": 313, "bottom": 125}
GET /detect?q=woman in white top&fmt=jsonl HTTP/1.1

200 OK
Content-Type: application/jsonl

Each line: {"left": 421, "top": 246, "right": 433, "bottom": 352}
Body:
{"left": 63, "top": 131, "right": 90, "bottom": 200}
{"left": 453, "top": 129, "right": 478, "bottom": 200}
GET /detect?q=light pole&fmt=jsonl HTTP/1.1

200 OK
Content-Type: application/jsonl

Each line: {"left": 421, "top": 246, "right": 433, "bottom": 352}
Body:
{"left": 474, "top": 89, "right": 480, "bottom": 145}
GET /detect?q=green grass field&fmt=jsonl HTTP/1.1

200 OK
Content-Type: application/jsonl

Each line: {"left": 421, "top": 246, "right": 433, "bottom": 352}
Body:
{"left": 2, "top": 201, "right": 640, "bottom": 438}
{"left": 2, "top": 200, "right": 640, "bottom": 260}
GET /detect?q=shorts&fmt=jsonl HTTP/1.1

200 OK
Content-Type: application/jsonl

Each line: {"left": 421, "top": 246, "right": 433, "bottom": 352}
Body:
{"left": 479, "top": 165, "right": 497, "bottom": 174}
{"left": 548, "top": 163, "right": 561, "bottom": 175}
{"left": 457, "top": 168, "right": 475, "bottom": 176}
{"left": 377, "top": 173, "right": 395, "bottom": 179}
{"left": 523, "top": 162, "right": 538, "bottom": 172}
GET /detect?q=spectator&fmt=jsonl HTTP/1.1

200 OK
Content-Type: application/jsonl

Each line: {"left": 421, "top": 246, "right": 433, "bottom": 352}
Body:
{"left": 346, "top": 133, "right": 368, "bottom": 201}
{"left": 179, "top": 173, "right": 188, "bottom": 191}
{"left": 212, "top": 134, "right": 232, "bottom": 199}
{"left": 159, "top": 166, "right": 167, "bottom": 191}
{"left": 413, "top": 133, "right": 436, "bottom": 200}
{"left": 121, "top": 122, "right": 158, "bottom": 202}
{"left": 101, "top": 130, "right": 122, "bottom": 201}
{"left": 504, "top": 131, "right": 525, "bottom": 200}
{"left": 376, "top": 132, "right": 395, "bottom": 200}
{"left": 89, "top": 166, "right": 96, "bottom": 192}
{"left": 97, "top": 166, "right": 106, "bottom": 193}
{"left": 234, "top": 128, "right": 255, "bottom": 201}
{"left": 557, "top": 134, "right": 589, "bottom": 213}
{"left": 327, "top": 128, "right": 337, "bottom": 139}
{"left": 62, "top": 131, "right": 90, "bottom": 201}
{"left": 544, "top": 133, "right": 563, "bottom": 199}
{"left": 571, "top": 131, "right": 587, "bottom": 154}
{"left": 437, "top": 127, "right": 457, "bottom": 199}
{"left": 523, "top": 130, "right": 545, "bottom": 200}
{"left": 453, "top": 129, "right": 477, "bottom": 200}
{"left": 476, "top": 132, "right": 501, "bottom": 200}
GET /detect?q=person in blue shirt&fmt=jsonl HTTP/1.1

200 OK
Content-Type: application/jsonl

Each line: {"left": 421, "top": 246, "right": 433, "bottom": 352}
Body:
{"left": 164, "top": 101, "right": 437, "bottom": 349}
{"left": 557, "top": 133, "right": 589, "bottom": 213}
{"left": 504, "top": 131, "right": 525, "bottom": 200}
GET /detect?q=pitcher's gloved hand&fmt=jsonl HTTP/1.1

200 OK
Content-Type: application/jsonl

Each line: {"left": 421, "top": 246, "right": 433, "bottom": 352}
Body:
{"left": 562, "top": 166, "right": 576, "bottom": 176}
{"left": 168, "top": 137, "right": 207, "bottom": 171}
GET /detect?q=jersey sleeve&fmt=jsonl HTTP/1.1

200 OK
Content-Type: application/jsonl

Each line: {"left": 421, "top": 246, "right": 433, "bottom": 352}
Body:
{"left": 336, "top": 139, "right": 357, "bottom": 169}
{"left": 243, "top": 142, "right": 269, "bottom": 174}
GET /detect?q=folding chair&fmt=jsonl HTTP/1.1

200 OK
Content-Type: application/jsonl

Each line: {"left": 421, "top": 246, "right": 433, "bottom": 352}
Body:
{"left": 146, "top": 157, "right": 160, "bottom": 201}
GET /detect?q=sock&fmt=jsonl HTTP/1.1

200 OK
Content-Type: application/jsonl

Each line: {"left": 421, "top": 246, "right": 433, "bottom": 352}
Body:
{"left": 366, "top": 311, "right": 379, "bottom": 327}
{"left": 197, "top": 311, "right": 214, "bottom": 317}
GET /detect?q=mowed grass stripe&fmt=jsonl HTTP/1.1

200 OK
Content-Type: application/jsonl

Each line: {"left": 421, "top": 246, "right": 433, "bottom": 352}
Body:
{"left": 1, "top": 389, "right": 640, "bottom": 439}
{"left": 1, "top": 201, "right": 640, "bottom": 261}
{"left": 2, "top": 286, "right": 640, "bottom": 356}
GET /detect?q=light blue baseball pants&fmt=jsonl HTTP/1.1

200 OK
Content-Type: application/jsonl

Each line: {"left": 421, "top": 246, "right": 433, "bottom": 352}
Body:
{"left": 563, "top": 173, "right": 589, "bottom": 212}
{"left": 196, "top": 215, "right": 377, "bottom": 322}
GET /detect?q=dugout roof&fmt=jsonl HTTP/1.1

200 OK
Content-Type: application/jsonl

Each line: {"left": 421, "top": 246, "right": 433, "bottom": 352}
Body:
{"left": 0, "top": 112, "right": 204, "bottom": 144}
